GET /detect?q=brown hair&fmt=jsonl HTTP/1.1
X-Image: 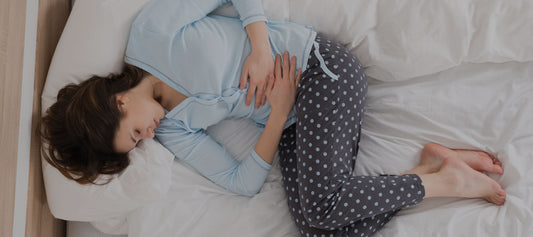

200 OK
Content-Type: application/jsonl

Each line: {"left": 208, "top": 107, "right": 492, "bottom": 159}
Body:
{"left": 40, "top": 64, "right": 147, "bottom": 184}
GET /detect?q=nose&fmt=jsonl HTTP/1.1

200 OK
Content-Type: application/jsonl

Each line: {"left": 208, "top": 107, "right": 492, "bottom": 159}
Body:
{"left": 141, "top": 127, "right": 155, "bottom": 139}
{"left": 146, "top": 127, "right": 155, "bottom": 139}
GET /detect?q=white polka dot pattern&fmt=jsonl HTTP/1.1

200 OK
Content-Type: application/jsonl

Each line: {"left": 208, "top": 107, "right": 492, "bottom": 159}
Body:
{"left": 278, "top": 35, "right": 425, "bottom": 237}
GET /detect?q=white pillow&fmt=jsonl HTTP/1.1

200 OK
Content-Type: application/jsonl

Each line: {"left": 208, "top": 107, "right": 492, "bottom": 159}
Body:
{"left": 41, "top": 0, "right": 288, "bottom": 224}
{"left": 42, "top": 0, "right": 170, "bottom": 222}
{"left": 43, "top": 0, "right": 533, "bottom": 235}
{"left": 42, "top": 0, "right": 150, "bottom": 111}
{"left": 43, "top": 137, "right": 174, "bottom": 221}
{"left": 288, "top": 1, "right": 533, "bottom": 81}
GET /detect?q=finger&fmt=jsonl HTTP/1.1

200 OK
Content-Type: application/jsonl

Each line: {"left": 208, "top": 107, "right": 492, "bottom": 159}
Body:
{"left": 283, "top": 52, "right": 289, "bottom": 80}
{"left": 265, "top": 73, "right": 275, "bottom": 97}
{"left": 246, "top": 85, "right": 256, "bottom": 106}
{"left": 260, "top": 86, "right": 267, "bottom": 106}
{"left": 240, "top": 68, "right": 248, "bottom": 90}
{"left": 255, "top": 84, "right": 264, "bottom": 109}
{"left": 274, "top": 55, "right": 282, "bottom": 79}
{"left": 295, "top": 68, "right": 302, "bottom": 88}
{"left": 289, "top": 56, "right": 296, "bottom": 82}
{"left": 263, "top": 82, "right": 268, "bottom": 105}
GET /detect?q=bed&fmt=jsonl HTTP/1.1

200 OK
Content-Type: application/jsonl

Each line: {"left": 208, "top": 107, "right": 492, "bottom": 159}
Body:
{"left": 41, "top": 0, "right": 533, "bottom": 236}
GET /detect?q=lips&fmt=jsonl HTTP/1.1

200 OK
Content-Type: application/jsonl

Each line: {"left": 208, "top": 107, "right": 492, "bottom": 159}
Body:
{"left": 154, "top": 120, "right": 160, "bottom": 128}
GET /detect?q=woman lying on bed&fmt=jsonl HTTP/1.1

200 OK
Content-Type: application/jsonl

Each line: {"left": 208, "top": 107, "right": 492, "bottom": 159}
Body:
{"left": 41, "top": 0, "right": 506, "bottom": 236}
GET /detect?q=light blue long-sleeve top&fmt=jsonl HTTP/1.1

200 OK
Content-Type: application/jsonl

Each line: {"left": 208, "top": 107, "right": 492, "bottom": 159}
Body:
{"left": 125, "top": 0, "right": 316, "bottom": 196}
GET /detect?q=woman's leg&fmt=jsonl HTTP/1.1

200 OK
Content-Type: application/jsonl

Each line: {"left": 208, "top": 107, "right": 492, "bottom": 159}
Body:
{"left": 279, "top": 35, "right": 507, "bottom": 236}
{"left": 279, "top": 35, "right": 425, "bottom": 236}
{"left": 280, "top": 125, "right": 342, "bottom": 236}
{"left": 280, "top": 125, "right": 402, "bottom": 237}
{"left": 404, "top": 144, "right": 506, "bottom": 205}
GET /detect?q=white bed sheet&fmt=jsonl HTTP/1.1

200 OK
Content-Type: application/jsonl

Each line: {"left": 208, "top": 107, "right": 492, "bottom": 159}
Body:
{"left": 358, "top": 61, "right": 533, "bottom": 237}
{"left": 123, "top": 1, "right": 533, "bottom": 236}
{"left": 121, "top": 61, "right": 533, "bottom": 237}
{"left": 68, "top": 221, "right": 126, "bottom": 237}
{"left": 46, "top": 0, "right": 533, "bottom": 236}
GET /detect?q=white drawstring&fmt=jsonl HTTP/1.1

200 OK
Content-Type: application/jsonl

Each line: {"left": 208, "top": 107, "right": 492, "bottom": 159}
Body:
{"left": 312, "top": 41, "right": 339, "bottom": 81}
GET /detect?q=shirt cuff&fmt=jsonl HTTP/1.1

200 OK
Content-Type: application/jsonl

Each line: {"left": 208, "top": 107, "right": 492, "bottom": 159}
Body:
{"left": 250, "top": 149, "right": 272, "bottom": 170}
{"left": 241, "top": 14, "right": 268, "bottom": 28}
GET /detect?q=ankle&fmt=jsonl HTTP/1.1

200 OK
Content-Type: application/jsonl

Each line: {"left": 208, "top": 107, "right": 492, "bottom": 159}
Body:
{"left": 402, "top": 164, "right": 433, "bottom": 176}
{"left": 419, "top": 170, "right": 460, "bottom": 199}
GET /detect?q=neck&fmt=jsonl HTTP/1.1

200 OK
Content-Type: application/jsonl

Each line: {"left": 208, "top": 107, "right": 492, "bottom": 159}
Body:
{"left": 146, "top": 75, "right": 163, "bottom": 102}
{"left": 147, "top": 75, "right": 187, "bottom": 111}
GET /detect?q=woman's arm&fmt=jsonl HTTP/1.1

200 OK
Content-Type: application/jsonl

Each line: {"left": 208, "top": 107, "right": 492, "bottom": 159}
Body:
{"left": 130, "top": 0, "right": 266, "bottom": 36}
{"left": 156, "top": 120, "right": 272, "bottom": 197}
{"left": 240, "top": 21, "right": 274, "bottom": 109}
{"left": 155, "top": 53, "right": 300, "bottom": 197}
{"left": 253, "top": 52, "right": 301, "bottom": 165}
{"left": 128, "top": 0, "right": 273, "bottom": 102}
{"left": 253, "top": 112, "right": 287, "bottom": 165}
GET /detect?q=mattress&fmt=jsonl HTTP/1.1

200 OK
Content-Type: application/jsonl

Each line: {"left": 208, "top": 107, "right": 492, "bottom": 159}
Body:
{"left": 43, "top": 0, "right": 532, "bottom": 236}
{"left": 120, "top": 61, "right": 533, "bottom": 237}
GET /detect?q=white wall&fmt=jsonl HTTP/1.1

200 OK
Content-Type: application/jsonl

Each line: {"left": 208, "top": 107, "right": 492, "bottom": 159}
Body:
{"left": 12, "top": 0, "right": 39, "bottom": 236}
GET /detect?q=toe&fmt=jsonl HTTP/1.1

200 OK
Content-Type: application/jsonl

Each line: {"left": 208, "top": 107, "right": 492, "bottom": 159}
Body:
{"left": 485, "top": 156, "right": 504, "bottom": 174}
{"left": 493, "top": 165, "right": 504, "bottom": 175}
{"left": 486, "top": 184, "right": 506, "bottom": 205}
{"left": 492, "top": 157, "right": 503, "bottom": 167}
{"left": 477, "top": 153, "right": 504, "bottom": 174}
{"left": 495, "top": 190, "right": 506, "bottom": 205}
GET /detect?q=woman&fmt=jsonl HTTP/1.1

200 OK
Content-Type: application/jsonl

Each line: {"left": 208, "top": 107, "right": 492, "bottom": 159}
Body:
{"left": 41, "top": 0, "right": 506, "bottom": 236}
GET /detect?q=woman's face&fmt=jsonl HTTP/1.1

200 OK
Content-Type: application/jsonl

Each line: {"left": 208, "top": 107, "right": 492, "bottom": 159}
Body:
{"left": 113, "top": 89, "right": 165, "bottom": 153}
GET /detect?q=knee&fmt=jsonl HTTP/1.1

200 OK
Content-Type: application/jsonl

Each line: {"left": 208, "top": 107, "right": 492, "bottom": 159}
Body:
{"left": 301, "top": 207, "right": 328, "bottom": 229}
{"left": 353, "top": 58, "right": 367, "bottom": 90}
{"left": 341, "top": 54, "right": 367, "bottom": 97}
{"left": 299, "top": 197, "right": 337, "bottom": 229}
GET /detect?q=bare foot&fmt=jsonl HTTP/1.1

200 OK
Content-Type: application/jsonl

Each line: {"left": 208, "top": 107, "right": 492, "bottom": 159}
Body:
{"left": 433, "top": 156, "right": 506, "bottom": 205}
{"left": 419, "top": 143, "right": 504, "bottom": 175}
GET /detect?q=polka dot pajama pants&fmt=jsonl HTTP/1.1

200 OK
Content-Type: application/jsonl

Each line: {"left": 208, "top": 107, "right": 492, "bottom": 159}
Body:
{"left": 278, "top": 35, "right": 425, "bottom": 237}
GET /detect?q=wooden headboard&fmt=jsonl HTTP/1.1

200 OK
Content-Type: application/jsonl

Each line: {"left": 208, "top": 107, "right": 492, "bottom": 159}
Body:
{"left": 28, "top": 0, "right": 71, "bottom": 236}
{"left": 1, "top": 0, "right": 73, "bottom": 236}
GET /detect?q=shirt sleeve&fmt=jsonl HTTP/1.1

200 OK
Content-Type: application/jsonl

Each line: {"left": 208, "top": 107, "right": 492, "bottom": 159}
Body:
{"left": 232, "top": 0, "right": 268, "bottom": 27}
{"left": 155, "top": 117, "right": 272, "bottom": 197}
{"left": 130, "top": 0, "right": 266, "bottom": 32}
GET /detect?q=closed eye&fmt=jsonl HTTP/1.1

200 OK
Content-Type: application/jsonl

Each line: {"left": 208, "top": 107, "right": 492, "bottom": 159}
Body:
{"left": 131, "top": 129, "right": 141, "bottom": 145}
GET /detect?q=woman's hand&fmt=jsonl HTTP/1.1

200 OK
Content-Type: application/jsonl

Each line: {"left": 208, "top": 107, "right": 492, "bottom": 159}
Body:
{"left": 240, "top": 49, "right": 274, "bottom": 109}
{"left": 265, "top": 52, "right": 302, "bottom": 117}
{"left": 254, "top": 52, "right": 301, "bottom": 168}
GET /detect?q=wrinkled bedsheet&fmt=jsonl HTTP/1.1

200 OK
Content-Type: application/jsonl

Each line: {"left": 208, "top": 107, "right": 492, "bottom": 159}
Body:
{"left": 52, "top": 0, "right": 533, "bottom": 236}
{"left": 123, "top": 1, "right": 533, "bottom": 236}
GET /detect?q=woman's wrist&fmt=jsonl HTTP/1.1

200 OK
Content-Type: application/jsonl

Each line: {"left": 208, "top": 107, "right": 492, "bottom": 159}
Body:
{"left": 268, "top": 109, "right": 289, "bottom": 123}
{"left": 246, "top": 21, "right": 271, "bottom": 54}
{"left": 254, "top": 110, "right": 288, "bottom": 165}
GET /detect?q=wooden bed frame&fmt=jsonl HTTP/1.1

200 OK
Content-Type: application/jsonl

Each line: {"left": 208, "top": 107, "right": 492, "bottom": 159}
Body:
{"left": 28, "top": 0, "right": 71, "bottom": 235}
{"left": 1, "top": 0, "right": 71, "bottom": 236}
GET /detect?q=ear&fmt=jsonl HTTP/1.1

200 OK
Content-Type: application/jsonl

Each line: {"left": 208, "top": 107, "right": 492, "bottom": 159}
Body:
{"left": 115, "top": 94, "right": 131, "bottom": 109}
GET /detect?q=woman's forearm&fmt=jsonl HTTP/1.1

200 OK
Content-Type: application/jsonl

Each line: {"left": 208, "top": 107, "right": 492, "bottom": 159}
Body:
{"left": 254, "top": 111, "right": 288, "bottom": 164}
{"left": 245, "top": 21, "right": 271, "bottom": 54}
